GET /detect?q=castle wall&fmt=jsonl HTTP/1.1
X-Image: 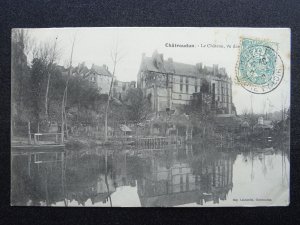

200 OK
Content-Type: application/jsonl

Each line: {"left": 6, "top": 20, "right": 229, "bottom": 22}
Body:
{"left": 137, "top": 54, "right": 233, "bottom": 115}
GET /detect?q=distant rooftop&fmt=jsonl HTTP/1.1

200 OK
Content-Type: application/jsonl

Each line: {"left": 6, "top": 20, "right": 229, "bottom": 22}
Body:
{"left": 141, "top": 50, "right": 228, "bottom": 78}
{"left": 91, "top": 64, "right": 112, "bottom": 77}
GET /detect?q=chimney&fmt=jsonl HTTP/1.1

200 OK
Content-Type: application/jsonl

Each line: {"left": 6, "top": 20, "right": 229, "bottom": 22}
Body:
{"left": 103, "top": 64, "right": 109, "bottom": 71}
{"left": 213, "top": 64, "right": 219, "bottom": 75}
{"left": 160, "top": 54, "right": 164, "bottom": 61}
{"left": 152, "top": 50, "right": 158, "bottom": 59}
{"left": 219, "top": 67, "right": 226, "bottom": 76}
{"left": 196, "top": 63, "right": 203, "bottom": 71}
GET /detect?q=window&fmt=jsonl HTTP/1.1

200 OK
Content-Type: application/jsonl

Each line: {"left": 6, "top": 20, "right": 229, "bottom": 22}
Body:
{"left": 147, "top": 93, "right": 152, "bottom": 102}
{"left": 179, "top": 95, "right": 182, "bottom": 100}
{"left": 180, "top": 84, "right": 183, "bottom": 92}
{"left": 186, "top": 77, "right": 189, "bottom": 83}
{"left": 180, "top": 76, "right": 183, "bottom": 83}
{"left": 212, "top": 83, "right": 215, "bottom": 99}
{"left": 186, "top": 84, "right": 189, "bottom": 93}
{"left": 195, "top": 85, "right": 198, "bottom": 93}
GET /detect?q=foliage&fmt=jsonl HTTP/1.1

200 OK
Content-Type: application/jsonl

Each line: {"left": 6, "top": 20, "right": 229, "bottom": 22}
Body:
{"left": 30, "top": 58, "right": 48, "bottom": 122}
{"left": 11, "top": 29, "right": 32, "bottom": 123}
{"left": 122, "top": 87, "right": 151, "bottom": 122}
{"left": 11, "top": 30, "right": 151, "bottom": 137}
{"left": 184, "top": 79, "right": 217, "bottom": 137}
{"left": 12, "top": 53, "right": 103, "bottom": 134}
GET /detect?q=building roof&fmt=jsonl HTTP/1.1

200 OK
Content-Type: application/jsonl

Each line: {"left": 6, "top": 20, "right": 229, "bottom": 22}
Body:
{"left": 263, "top": 120, "right": 273, "bottom": 126}
{"left": 254, "top": 120, "right": 274, "bottom": 129}
{"left": 120, "top": 124, "right": 132, "bottom": 132}
{"left": 91, "top": 64, "right": 112, "bottom": 77}
{"left": 241, "top": 121, "right": 250, "bottom": 128}
{"left": 172, "top": 62, "right": 199, "bottom": 76}
{"left": 74, "top": 62, "right": 90, "bottom": 77}
{"left": 141, "top": 51, "right": 229, "bottom": 78}
{"left": 142, "top": 57, "right": 199, "bottom": 76}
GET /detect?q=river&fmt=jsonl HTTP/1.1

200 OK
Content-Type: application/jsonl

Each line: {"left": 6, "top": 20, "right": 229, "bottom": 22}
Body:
{"left": 11, "top": 143, "right": 289, "bottom": 207}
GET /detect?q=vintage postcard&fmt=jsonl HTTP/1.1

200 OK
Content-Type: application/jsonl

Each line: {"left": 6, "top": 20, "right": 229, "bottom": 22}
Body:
{"left": 11, "top": 27, "right": 290, "bottom": 207}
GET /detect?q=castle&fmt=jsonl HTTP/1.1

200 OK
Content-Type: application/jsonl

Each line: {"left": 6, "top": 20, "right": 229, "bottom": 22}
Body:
{"left": 137, "top": 51, "right": 233, "bottom": 115}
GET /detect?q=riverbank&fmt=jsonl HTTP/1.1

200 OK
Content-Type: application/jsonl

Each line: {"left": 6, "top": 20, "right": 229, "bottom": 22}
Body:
{"left": 65, "top": 137, "right": 104, "bottom": 150}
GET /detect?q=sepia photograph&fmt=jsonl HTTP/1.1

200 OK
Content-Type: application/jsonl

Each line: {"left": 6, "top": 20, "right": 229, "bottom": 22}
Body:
{"left": 11, "top": 27, "right": 290, "bottom": 207}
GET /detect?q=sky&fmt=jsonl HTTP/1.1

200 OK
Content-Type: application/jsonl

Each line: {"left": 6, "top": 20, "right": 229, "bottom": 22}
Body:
{"left": 24, "top": 27, "right": 290, "bottom": 115}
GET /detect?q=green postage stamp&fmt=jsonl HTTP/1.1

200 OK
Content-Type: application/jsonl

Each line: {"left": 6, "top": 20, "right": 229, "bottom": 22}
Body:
{"left": 237, "top": 37, "right": 284, "bottom": 94}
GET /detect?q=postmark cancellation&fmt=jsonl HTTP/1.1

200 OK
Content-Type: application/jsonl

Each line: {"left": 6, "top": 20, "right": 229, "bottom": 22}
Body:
{"left": 236, "top": 38, "right": 284, "bottom": 94}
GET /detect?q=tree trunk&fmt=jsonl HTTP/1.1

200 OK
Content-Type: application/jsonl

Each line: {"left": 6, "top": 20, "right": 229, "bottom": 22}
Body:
{"left": 105, "top": 74, "right": 115, "bottom": 142}
{"left": 44, "top": 71, "right": 51, "bottom": 118}
{"left": 104, "top": 43, "right": 122, "bottom": 142}
{"left": 44, "top": 38, "right": 57, "bottom": 120}
{"left": 105, "top": 111, "right": 108, "bottom": 141}
{"left": 104, "top": 149, "right": 112, "bottom": 207}
{"left": 64, "top": 89, "right": 69, "bottom": 139}
{"left": 61, "top": 35, "right": 75, "bottom": 142}
{"left": 61, "top": 98, "right": 65, "bottom": 143}
{"left": 28, "top": 121, "right": 31, "bottom": 144}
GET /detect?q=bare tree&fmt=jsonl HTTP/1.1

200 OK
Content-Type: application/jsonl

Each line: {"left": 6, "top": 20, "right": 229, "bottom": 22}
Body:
{"left": 104, "top": 42, "right": 124, "bottom": 142}
{"left": 30, "top": 38, "right": 60, "bottom": 119}
{"left": 61, "top": 35, "right": 76, "bottom": 142}
{"left": 11, "top": 29, "right": 34, "bottom": 112}
{"left": 12, "top": 28, "right": 34, "bottom": 57}
{"left": 44, "top": 37, "right": 58, "bottom": 118}
{"left": 242, "top": 108, "right": 249, "bottom": 117}
{"left": 11, "top": 29, "right": 35, "bottom": 138}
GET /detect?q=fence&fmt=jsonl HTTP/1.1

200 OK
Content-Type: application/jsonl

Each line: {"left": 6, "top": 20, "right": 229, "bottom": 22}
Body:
{"left": 29, "top": 133, "right": 64, "bottom": 145}
{"left": 135, "top": 136, "right": 184, "bottom": 149}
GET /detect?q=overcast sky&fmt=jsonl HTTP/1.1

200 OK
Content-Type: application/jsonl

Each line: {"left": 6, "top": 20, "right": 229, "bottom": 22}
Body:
{"left": 25, "top": 27, "right": 290, "bottom": 115}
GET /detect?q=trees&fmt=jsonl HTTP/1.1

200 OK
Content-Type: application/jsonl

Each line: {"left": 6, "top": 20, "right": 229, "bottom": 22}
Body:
{"left": 123, "top": 88, "right": 151, "bottom": 122}
{"left": 61, "top": 35, "right": 76, "bottom": 141}
{"left": 184, "top": 79, "right": 216, "bottom": 138}
{"left": 31, "top": 36, "right": 60, "bottom": 120}
{"left": 30, "top": 58, "right": 47, "bottom": 124}
{"left": 241, "top": 108, "right": 259, "bottom": 131}
{"left": 11, "top": 29, "right": 64, "bottom": 136}
{"left": 66, "top": 74, "right": 102, "bottom": 126}
{"left": 104, "top": 42, "right": 124, "bottom": 142}
{"left": 11, "top": 29, "right": 32, "bottom": 124}
{"left": 44, "top": 38, "right": 59, "bottom": 118}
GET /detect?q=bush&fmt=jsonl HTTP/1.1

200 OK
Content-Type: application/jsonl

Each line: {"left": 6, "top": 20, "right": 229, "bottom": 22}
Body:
{"left": 65, "top": 139, "right": 88, "bottom": 151}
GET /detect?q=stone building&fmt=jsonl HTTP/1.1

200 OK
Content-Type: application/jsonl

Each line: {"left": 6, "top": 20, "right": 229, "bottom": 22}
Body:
{"left": 113, "top": 80, "right": 136, "bottom": 100}
{"left": 137, "top": 148, "right": 235, "bottom": 207}
{"left": 87, "top": 64, "right": 113, "bottom": 95}
{"left": 137, "top": 51, "right": 233, "bottom": 115}
{"left": 85, "top": 64, "right": 136, "bottom": 100}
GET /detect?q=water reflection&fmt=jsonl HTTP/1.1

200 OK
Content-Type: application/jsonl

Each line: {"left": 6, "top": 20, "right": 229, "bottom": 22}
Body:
{"left": 11, "top": 152, "right": 65, "bottom": 206}
{"left": 136, "top": 146, "right": 235, "bottom": 206}
{"left": 11, "top": 144, "right": 289, "bottom": 207}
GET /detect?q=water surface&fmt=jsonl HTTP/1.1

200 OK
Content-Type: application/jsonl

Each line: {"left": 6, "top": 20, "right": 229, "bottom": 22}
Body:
{"left": 11, "top": 144, "right": 289, "bottom": 207}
